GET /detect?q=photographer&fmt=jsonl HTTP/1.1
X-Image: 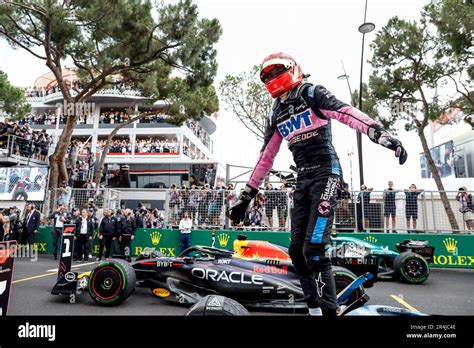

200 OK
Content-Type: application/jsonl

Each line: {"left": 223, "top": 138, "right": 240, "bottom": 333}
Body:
{"left": 7, "top": 207, "right": 21, "bottom": 242}
{"left": 57, "top": 181, "right": 72, "bottom": 208}
{"left": 48, "top": 204, "right": 69, "bottom": 260}
{"left": 456, "top": 187, "right": 473, "bottom": 231}
{"left": 114, "top": 209, "right": 123, "bottom": 256}
{"left": 0, "top": 210, "right": 9, "bottom": 241}
{"left": 88, "top": 207, "right": 99, "bottom": 260}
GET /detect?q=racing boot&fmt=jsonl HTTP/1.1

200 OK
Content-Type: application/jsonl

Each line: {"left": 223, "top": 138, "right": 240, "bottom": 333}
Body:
{"left": 312, "top": 267, "right": 338, "bottom": 317}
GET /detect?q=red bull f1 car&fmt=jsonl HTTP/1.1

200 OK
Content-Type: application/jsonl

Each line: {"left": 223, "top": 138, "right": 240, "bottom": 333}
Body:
{"left": 52, "top": 231, "right": 366, "bottom": 310}
{"left": 51, "top": 230, "right": 429, "bottom": 315}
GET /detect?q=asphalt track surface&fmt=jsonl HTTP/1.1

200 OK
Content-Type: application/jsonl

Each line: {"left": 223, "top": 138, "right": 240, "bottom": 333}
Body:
{"left": 8, "top": 254, "right": 474, "bottom": 316}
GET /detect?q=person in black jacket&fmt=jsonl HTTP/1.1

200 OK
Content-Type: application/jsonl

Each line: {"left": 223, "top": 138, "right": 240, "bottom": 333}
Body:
{"left": 88, "top": 208, "right": 99, "bottom": 260}
{"left": 74, "top": 208, "right": 94, "bottom": 262}
{"left": 120, "top": 209, "right": 136, "bottom": 261}
{"left": 97, "top": 209, "right": 117, "bottom": 261}
{"left": 276, "top": 184, "right": 289, "bottom": 229}
{"left": 22, "top": 204, "right": 41, "bottom": 247}
{"left": 264, "top": 183, "right": 277, "bottom": 228}
{"left": 113, "top": 209, "right": 123, "bottom": 256}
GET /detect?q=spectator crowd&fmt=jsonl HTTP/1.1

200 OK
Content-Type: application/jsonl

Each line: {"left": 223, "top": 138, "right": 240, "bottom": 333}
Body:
{"left": 0, "top": 119, "right": 52, "bottom": 160}
{"left": 167, "top": 183, "right": 291, "bottom": 230}
{"left": 182, "top": 143, "right": 206, "bottom": 160}
{"left": 186, "top": 120, "right": 211, "bottom": 148}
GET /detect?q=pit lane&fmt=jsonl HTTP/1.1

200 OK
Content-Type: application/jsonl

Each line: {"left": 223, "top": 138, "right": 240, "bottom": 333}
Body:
{"left": 8, "top": 254, "right": 474, "bottom": 316}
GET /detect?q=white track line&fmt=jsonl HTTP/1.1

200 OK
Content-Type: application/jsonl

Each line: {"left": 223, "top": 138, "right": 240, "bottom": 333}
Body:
{"left": 46, "top": 261, "right": 97, "bottom": 272}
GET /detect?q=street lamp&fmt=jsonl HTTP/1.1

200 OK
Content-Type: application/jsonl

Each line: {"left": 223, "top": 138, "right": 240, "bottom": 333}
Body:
{"left": 337, "top": 60, "right": 357, "bottom": 106}
{"left": 356, "top": 0, "right": 375, "bottom": 187}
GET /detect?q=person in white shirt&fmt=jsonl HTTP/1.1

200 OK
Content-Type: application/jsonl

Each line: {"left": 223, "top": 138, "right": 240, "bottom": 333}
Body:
{"left": 48, "top": 204, "right": 68, "bottom": 260}
{"left": 179, "top": 211, "right": 192, "bottom": 253}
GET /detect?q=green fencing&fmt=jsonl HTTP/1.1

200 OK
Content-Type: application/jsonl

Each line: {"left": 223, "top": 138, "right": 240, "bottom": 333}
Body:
{"left": 35, "top": 226, "right": 474, "bottom": 269}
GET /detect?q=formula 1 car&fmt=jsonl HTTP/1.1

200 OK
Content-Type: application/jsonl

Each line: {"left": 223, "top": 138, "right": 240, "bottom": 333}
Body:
{"left": 330, "top": 235, "right": 433, "bottom": 284}
{"left": 52, "top": 231, "right": 430, "bottom": 311}
{"left": 83, "top": 245, "right": 366, "bottom": 309}
{"left": 51, "top": 231, "right": 366, "bottom": 309}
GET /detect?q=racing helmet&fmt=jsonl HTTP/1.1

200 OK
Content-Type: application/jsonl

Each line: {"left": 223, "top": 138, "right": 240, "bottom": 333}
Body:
{"left": 260, "top": 52, "right": 304, "bottom": 98}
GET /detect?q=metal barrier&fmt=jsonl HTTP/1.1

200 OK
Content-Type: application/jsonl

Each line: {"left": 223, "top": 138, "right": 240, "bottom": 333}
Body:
{"left": 334, "top": 190, "right": 472, "bottom": 234}
{"left": 43, "top": 188, "right": 121, "bottom": 216}
{"left": 164, "top": 188, "right": 291, "bottom": 231}
{"left": 163, "top": 188, "right": 472, "bottom": 233}
{"left": 166, "top": 188, "right": 227, "bottom": 229}
{"left": 0, "top": 135, "right": 51, "bottom": 164}
{"left": 39, "top": 187, "right": 472, "bottom": 234}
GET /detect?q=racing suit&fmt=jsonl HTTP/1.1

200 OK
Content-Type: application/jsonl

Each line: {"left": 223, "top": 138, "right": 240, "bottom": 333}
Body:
{"left": 246, "top": 83, "right": 399, "bottom": 316}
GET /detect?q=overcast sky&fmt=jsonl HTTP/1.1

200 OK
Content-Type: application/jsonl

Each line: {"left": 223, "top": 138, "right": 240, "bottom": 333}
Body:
{"left": 0, "top": 0, "right": 471, "bottom": 191}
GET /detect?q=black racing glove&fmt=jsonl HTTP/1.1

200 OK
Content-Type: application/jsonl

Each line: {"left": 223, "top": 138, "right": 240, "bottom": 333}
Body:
{"left": 368, "top": 125, "right": 408, "bottom": 165}
{"left": 228, "top": 185, "right": 258, "bottom": 225}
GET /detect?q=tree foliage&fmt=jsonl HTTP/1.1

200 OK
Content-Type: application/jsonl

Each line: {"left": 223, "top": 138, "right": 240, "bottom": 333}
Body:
{"left": 0, "top": 70, "right": 31, "bottom": 119}
{"left": 0, "top": 0, "right": 221, "bottom": 187}
{"left": 219, "top": 65, "right": 273, "bottom": 142}
{"left": 368, "top": 11, "right": 464, "bottom": 231}
{"left": 424, "top": 0, "right": 474, "bottom": 113}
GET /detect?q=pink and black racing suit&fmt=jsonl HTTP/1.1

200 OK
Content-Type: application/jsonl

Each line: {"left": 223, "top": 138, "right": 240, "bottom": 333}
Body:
{"left": 247, "top": 82, "right": 385, "bottom": 315}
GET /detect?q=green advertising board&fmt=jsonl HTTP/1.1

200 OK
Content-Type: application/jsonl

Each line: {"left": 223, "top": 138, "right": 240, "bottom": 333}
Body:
{"left": 35, "top": 226, "right": 474, "bottom": 269}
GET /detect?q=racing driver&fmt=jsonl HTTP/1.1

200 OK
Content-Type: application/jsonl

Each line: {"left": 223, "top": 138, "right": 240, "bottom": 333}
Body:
{"left": 229, "top": 52, "right": 407, "bottom": 316}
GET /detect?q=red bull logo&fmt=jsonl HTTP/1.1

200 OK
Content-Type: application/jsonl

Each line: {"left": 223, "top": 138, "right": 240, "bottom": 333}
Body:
{"left": 253, "top": 265, "right": 288, "bottom": 275}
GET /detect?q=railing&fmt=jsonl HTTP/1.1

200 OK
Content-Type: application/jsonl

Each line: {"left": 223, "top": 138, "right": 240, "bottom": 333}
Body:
{"left": 0, "top": 135, "right": 51, "bottom": 164}
{"left": 25, "top": 88, "right": 142, "bottom": 103}
{"left": 165, "top": 189, "right": 227, "bottom": 229}
{"left": 336, "top": 190, "right": 472, "bottom": 234}
{"left": 40, "top": 187, "right": 473, "bottom": 234}
{"left": 43, "top": 188, "right": 121, "bottom": 217}
{"left": 163, "top": 189, "right": 472, "bottom": 234}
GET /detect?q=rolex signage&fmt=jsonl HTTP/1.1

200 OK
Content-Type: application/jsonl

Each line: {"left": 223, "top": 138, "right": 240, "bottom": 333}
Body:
{"left": 35, "top": 227, "right": 474, "bottom": 268}
{"left": 432, "top": 237, "right": 474, "bottom": 267}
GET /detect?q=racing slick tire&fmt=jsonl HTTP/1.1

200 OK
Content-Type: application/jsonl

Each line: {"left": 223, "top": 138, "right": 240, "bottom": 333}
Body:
{"left": 393, "top": 251, "right": 430, "bottom": 284}
{"left": 88, "top": 259, "right": 136, "bottom": 306}
{"left": 185, "top": 295, "right": 250, "bottom": 316}
{"left": 332, "top": 266, "right": 365, "bottom": 306}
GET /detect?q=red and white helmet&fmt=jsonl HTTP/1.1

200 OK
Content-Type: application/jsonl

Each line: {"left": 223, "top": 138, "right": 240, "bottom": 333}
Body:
{"left": 260, "top": 52, "right": 304, "bottom": 98}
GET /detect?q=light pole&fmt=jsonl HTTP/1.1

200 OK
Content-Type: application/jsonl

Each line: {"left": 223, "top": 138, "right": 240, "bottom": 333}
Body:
{"left": 356, "top": 0, "right": 375, "bottom": 187}
{"left": 337, "top": 60, "right": 356, "bottom": 106}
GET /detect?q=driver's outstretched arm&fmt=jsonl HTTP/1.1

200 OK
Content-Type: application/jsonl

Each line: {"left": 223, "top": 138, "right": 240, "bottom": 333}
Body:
{"left": 309, "top": 85, "right": 407, "bottom": 164}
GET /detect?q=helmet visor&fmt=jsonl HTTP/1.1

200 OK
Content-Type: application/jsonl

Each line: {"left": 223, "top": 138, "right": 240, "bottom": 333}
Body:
{"left": 260, "top": 65, "right": 290, "bottom": 83}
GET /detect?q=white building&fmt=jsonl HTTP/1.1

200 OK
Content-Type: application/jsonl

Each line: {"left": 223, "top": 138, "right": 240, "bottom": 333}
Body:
{"left": 19, "top": 71, "right": 224, "bottom": 208}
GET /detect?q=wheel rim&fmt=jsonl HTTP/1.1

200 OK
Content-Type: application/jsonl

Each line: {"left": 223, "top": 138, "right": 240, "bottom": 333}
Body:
{"left": 404, "top": 258, "right": 425, "bottom": 279}
{"left": 91, "top": 266, "right": 123, "bottom": 300}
